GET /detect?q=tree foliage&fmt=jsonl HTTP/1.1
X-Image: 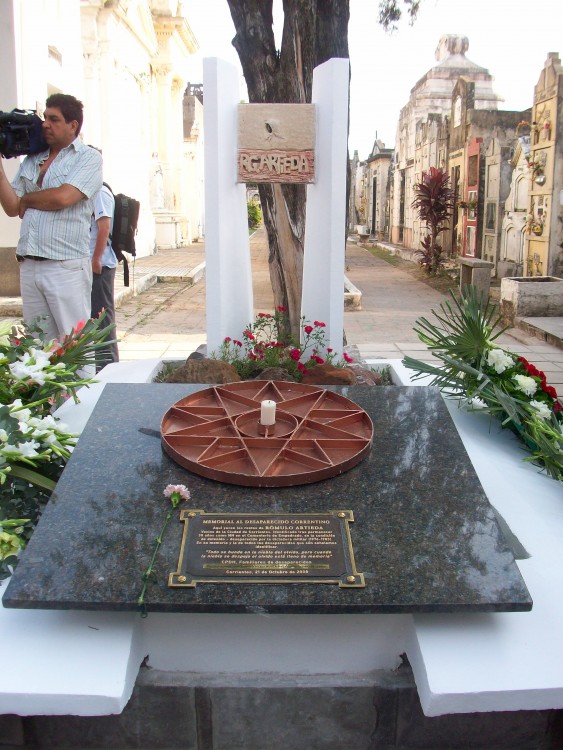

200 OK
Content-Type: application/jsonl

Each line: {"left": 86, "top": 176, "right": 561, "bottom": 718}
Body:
{"left": 378, "top": 0, "right": 422, "bottom": 31}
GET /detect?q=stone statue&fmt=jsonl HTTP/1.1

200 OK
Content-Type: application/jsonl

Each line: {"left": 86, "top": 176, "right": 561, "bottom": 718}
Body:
{"left": 150, "top": 153, "right": 165, "bottom": 210}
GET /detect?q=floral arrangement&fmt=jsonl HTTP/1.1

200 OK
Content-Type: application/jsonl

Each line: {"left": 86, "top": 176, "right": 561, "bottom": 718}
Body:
{"left": 0, "top": 315, "right": 115, "bottom": 579}
{"left": 213, "top": 306, "right": 353, "bottom": 381}
{"left": 402, "top": 288, "right": 563, "bottom": 482}
{"left": 524, "top": 213, "right": 544, "bottom": 236}
{"left": 525, "top": 154, "right": 543, "bottom": 177}
{"left": 138, "top": 483, "right": 190, "bottom": 616}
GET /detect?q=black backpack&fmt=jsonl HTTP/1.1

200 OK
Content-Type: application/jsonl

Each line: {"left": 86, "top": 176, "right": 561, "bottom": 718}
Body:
{"left": 103, "top": 183, "right": 140, "bottom": 287}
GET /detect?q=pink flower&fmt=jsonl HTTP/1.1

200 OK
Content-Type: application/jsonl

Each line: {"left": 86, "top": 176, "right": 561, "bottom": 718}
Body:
{"left": 163, "top": 484, "right": 190, "bottom": 508}
{"left": 304, "top": 325, "right": 313, "bottom": 334}
{"left": 74, "top": 320, "right": 86, "bottom": 333}
{"left": 289, "top": 348, "right": 301, "bottom": 361}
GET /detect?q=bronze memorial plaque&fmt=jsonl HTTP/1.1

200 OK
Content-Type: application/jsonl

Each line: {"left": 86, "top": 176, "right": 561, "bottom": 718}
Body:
{"left": 169, "top": 510, "right": 364, "bottom": 588}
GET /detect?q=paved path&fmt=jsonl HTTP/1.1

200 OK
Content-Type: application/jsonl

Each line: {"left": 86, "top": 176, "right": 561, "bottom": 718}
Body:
{"left": 2, "top": 226, "right": 563, "bottom": 384}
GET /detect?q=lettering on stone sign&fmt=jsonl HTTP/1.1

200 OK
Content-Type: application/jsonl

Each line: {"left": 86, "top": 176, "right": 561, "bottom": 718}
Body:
{"left": 238, "top": 149, "right": 315, "bottom": 184}
{"left": 169, "top": 511, "right": 365, "bottom": 587}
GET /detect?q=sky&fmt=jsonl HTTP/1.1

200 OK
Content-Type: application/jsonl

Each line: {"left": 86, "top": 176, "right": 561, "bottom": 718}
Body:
{"left": 185, "top": 0, "right": 563, "bottom": 160}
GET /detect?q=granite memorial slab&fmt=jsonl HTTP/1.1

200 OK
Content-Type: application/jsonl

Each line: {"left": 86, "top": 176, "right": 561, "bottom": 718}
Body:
{"left": 3, "top": 383, "right": 532, "bottom": 614}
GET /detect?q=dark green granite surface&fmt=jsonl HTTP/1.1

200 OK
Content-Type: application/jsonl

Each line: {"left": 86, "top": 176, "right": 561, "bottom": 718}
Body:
{"left": 3, "top": 384, "right": 532, "bottom": 614}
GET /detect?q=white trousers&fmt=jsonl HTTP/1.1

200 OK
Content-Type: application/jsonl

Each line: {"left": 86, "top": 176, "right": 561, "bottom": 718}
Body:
{"left": 20, "top": 257, "right": 93, "bottom": 344}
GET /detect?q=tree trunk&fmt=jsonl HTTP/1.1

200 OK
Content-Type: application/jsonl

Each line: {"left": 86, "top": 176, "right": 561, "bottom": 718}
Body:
{"left": 226, "top": 0, "right": 349, "bottom": 337}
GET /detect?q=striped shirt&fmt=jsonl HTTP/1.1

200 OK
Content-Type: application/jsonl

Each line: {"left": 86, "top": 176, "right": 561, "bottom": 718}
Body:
{"left": 12, "top": 139, "right": 103, "bottom": 260}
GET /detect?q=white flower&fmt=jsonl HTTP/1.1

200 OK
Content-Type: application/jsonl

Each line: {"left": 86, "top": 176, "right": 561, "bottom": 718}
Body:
{"left": 486, "top": 348, "right": 514, "bottom": 374}
{"left": 9, "top": 400, "right": 31, "bottom": 423}
{"left": 15, "top": 441, "right": 40, "bottom": 458}
{"left": 0, "top": 429, "right": 7, "bottom": 442}
{"left": 18, "top": 421, "right": 33, "bottom": 435}
{"left": 513, "top": 374, "right": 538, "bottom": 397}
{"left": 530, "top": 400, "right": 551, "bottom": 420}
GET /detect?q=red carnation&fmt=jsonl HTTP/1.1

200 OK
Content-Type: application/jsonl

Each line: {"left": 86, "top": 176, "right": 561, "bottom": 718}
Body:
{"left": 304, "top": 325, "right": 313, "bottom": 334}
{"left": 343, "top": 352, "right": 353, "bottom": 363}
{"left": 543, "top": 384, "right": 558, "bottom": 399}
{"left": 289, "top": 348, "right": 301, "bottom": 361}
{"left": 277, "top": 305, "right": 287, "bottom": 312}
{"left": 234, "top": 340, "right": 242, "bottom": 347}
{"left": 314, "top": 321, "right": 326, "bottom": 327}
{"left": 224, "top": 336, "right": 232, "bottom": 343}
{"left": 244, "top": 330, "right": 255, "bottom": 340}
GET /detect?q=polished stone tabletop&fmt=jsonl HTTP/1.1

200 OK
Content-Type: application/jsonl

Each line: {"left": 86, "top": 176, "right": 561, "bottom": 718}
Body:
{"left": 3, "top": 384, "right": 532, "bottom": 614}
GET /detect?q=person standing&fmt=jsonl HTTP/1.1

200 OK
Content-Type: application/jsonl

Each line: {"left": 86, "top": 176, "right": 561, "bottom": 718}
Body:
{"left": 90, "top": 183, "right": 119, "bottom": 368}
{"left": 0, "top": 93, "right": 102, "bottom": 343}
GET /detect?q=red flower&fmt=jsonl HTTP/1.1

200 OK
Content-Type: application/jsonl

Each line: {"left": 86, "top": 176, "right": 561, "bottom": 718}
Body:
{"left": 327, "top": 347, "right": 333, "bottom": 353}
{"left": 297, "top": 363, "right": 308, "bottom": 375}
{"left": 554, "top": 401, "right": 562, "bottom": 413}
{"left": 311, "top": 355, "right": 324, "bottom": 364}
{"left": 248, "top": 352, "right": 257, "bottom": 360}
{"left": 289, "top": 348, "right": 301, "bottom": 361}
{"left": 314, "top": 321, "right": 326, "bottom": 327}
{"left": 525, "top": 363, "right": 540, "bottom": 377}
{"left": 234, "top": 340, "right": 242, "bottom": 347}
{"left": 518, "top": 356, "right": 529, "bottom": 366}
{"left": 224, "top": 336, "right": 232, "bottom": 343}
{"left": 277, "top": 305, "right": 287, "bottom": 312}
{"left": 243, "top": 330, "right": 255, "bottom": 341}
{"left": 304, "top": 325, "right": 313, "bottom": 334}
{"left": 343, "top": 353, "right": 353, "bottom": 363}
{"left": 543, "top": 384, "right": 558, "bottom": 399}
{"left": 258, "top": 312, "right": 270, "bottom": 318}
{"left": 74, "top": 320, "right": 85, "bottom": 333}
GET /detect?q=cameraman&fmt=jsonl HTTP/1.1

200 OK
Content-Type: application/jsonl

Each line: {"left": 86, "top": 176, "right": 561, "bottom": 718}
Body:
{"left": 0, "top": 93, "right": 102, "bottom": 343}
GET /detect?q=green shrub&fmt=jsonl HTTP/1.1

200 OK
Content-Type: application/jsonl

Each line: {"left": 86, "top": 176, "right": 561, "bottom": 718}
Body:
{"left": 247, "top": 199, "right": 262, "bottom": 229}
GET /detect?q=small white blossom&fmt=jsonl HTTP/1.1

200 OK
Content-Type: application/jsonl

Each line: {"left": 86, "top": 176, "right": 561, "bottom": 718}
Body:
{"left": 0, "top": 429, "right": 7, "bottom": 442}
{"left": 486, "top": 348, "right": 514, "bottom": 374}
{"left": 513, "top": 374, "right": 538, "bottom": 397}
{"left": 15, "top": 441, "right": 40, "bottom": 459}
{"left": 530, "top": 400, "right": 552, "bottom": 420}
{"left": 9, "top": 400, "right": 32, "bottom": 423}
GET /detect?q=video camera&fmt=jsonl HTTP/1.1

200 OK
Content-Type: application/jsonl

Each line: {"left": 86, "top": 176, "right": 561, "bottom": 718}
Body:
{"left": 0, "top": 109, "right": 48, "bottom": 159}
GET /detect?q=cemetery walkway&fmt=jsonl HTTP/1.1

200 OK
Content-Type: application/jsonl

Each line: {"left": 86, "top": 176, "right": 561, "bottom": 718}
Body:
{"left": 1, "top": 226, "right": 562, "bottom": 386}
{"left": 110, "top": 226, "right": 563, "bottom": 388}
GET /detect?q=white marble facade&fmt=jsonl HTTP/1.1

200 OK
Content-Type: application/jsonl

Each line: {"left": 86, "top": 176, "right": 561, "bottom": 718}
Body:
{"left": 0, "top": 0, "right": 203, "bottom": 264}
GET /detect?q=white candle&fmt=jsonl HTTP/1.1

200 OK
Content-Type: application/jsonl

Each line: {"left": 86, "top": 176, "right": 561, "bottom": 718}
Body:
{"left": 260, "top": 399, "right": 276, "bottom": 426}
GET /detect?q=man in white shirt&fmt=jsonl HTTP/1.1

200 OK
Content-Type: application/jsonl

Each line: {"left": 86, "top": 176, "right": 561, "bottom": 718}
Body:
{"left": 90, "top": 182, "right": 119, "bottom": 368}
{"left": 0, "top": 93, "right": 102, "bottom": 343}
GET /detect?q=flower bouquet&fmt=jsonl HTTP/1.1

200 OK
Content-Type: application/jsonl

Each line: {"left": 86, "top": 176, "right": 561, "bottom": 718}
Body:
{"left": 213, "top": 306, "right": 352, "bottom": 381}
{"left": 402, "top": 287, "right": 563, "bottom": 482}
{"left": 0, "top": 315, "right": 115, "bottom": 579}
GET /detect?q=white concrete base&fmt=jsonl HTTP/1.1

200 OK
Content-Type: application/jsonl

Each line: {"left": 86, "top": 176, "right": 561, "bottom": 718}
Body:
{"left": 2, "top": 359, "right": 563, "bottom": 717}
{"left": 0, "top": 587, "right": 143, "bottom": 716}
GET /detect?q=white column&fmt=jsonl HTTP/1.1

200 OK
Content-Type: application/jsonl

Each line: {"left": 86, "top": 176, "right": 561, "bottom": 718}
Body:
{"left": 203, "top": 57, "right": 253, "bottom": 353}
{"left": 301, "top": 58, "right": 350, "bottom": 353}
{"left": 0, "top": 0, "right": 22, "bottom": 248}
